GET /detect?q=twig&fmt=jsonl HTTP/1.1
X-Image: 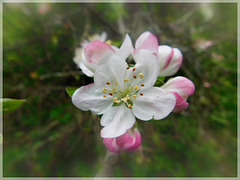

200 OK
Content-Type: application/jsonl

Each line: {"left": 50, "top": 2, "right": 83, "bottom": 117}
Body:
{"left": 38, "top": 71, "right": 83, "bottom": 80}
{"left": 170, "top": 5, "right": 200, "bottom": 28}
{"left": 95, "top": 151, "right": 119, "bottom": 177}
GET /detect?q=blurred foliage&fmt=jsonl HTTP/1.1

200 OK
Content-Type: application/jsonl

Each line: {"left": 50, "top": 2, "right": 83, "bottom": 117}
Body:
{"left": 3, "top": 2, "right": 237, "bottom": 177}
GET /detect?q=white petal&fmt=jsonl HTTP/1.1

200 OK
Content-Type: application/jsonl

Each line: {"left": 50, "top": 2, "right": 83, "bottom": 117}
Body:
{"left": 98, "top": 31, "right": 107, "bottom": 42}
{"left": 133, "top": 50, "right": 160, "bottom": 87}
{"left": 73, "top": 47, "right": 83, "bottom": 65}
{"left": 132, "top": 87, "right": 176, "bottom": 120}
{"left": 94, "top": 53, "right": 127, "bottom": 91}
{"left": 72, "top": 83, "right": 113, "bottom": 115}
{"left": 79, "top": 62, "right": 94, "bottom": 77}
{"left": 100, "top": 104, "right": 136, "bottom": 138}
{"left": 117, "top": 34, "right": 133, "bottom": 61}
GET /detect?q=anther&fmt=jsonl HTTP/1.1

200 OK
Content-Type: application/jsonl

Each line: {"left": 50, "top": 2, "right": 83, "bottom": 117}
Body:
{"left": 121, "top": 97, "right": 128, "bottom": 102}
{"left": 141, "top": 84, "right": 145, "bottom": 87}
{"left": 102, "top": 88, "right": 108, "bottom": 93}
{"left": 140, "top": 93, "right": 144, "bottom": 96}
{"left": 128, "top": 104, "right": 133, "bottom": 109}
{"left": 103, "top": 95, "right": 107, "bottom": 98}
{"left": 126, "top": 67, "right": 130, "bottom": 70}
{"left": 132, "top": 68, "right": 136, "bottom": 72}
{"left": 105, "top": 40, "right": 112, "bottom": 45}
{"left": 132, "top": 95, "right": 137, "bottom": 99}
{"left": 109, "top": 92, "right": 113, "bottom": 96}
{"left": 106, "top": 82, "right": 110, "bottom": 85}
{"left": 112, "top": 88, "right": 116, "bottom": 92}
{"left": 138, "top": 73, "right": 144, "bottom": 79}
{"left": 135, "top": 86, "right": 139, "bottom": 90}
{"left": 124, "top": 78, "right": 129, "bottom": 83}
{"left": 113, "top": 97, "right": 121, "bottom": 103}
{"left": 133, "top": 75, "right": 137, "bottom": 79}
{"left": 115, "top": 82, "right": 118, "bottom": 86}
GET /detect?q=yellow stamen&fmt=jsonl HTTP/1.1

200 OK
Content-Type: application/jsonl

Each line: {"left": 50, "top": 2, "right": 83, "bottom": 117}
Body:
{"left": 103, "top": 95, "right": 107, "bottom": 98}
{"left": 105, "top": 40, "right": 112, "bottom": 45}
{"left": 102, "top": 88, "right": 108, "bottom": 93}
{"left": 112, "top": 88, "right": 116, "bottom": 93}
{"left": 135, "top": 86, "right": 139, "bottom": 90}
{"left": 113, "top": 97, "right": 121, "bottom": 103}
{"left": 121, "top": 97, "right": 128, "bottom": 102}
{"left": 128, "top": 104, "right": 133, "bottom": 109}
{"left": 138, "top": 73, "right": 144, "bottom": 79}
{"left": 132, "top": 95, "right": 137, "bottom": 99}
{"left": 115, "top": 82, "right": 118, "bottom": 86}
{"left": 124, "top": 78, "right": 129, "bottom": 83}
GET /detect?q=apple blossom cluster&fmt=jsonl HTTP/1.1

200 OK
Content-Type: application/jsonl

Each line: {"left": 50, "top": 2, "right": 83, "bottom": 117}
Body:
{"left": 72, "top": 31, "right": 195, "bottom": 154}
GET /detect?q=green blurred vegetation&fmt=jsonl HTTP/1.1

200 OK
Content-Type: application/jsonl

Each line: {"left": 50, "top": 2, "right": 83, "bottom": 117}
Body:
{"left": 3, "top": 3, "right": 237, "bottom": 177}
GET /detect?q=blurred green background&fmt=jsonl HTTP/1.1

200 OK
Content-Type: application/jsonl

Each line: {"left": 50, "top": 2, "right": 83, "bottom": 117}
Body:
{"left": 3, "top": 2, "right": 237, "bottom": 177}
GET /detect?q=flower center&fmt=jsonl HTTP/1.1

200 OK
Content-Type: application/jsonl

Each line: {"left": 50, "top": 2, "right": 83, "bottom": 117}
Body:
{"left": 102, "top": 67, "right": 144, "bottom": 109}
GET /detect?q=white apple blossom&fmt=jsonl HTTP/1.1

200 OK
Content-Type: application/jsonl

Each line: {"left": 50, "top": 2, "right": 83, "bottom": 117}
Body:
{"left": 72, "top": 50, "right": 176, "bottom": 138}
{"left": 74, "top": 32, "right": 133, "bottom": 77}
{"left": 73, "top": 32, "right": 107, "bottom": 77}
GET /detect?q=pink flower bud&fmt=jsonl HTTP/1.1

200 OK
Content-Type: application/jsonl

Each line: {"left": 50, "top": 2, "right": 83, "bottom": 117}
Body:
{"left": 158, "top": 45, "right": 183, "bottom": 77}
{"left": 103, "top": 128, "right": 141, "bottom": 154}
{"left": 161, "top": 76, "right": 195, "bottom": 113}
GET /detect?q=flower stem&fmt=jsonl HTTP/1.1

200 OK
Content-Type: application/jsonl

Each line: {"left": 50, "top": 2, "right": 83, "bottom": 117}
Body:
{"left": 95, "top": 151, "right": 119, "bottom": 177}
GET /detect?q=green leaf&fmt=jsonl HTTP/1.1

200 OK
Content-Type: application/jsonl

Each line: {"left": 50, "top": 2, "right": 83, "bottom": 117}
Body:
{"left": 66, "top": 87, "right": 78, "bottom": 97}
{"left": 1, "top": 98, "right": 26, "bottom": 113}
{"left": 154, "top": 76, "right": 165, "bottom": 86}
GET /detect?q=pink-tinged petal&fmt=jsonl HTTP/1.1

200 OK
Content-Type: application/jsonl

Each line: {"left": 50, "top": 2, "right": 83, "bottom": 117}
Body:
{"left": 117, "top": 34, "right": 133, "bottom": 61}
{"left": 103, "top": 138, "right": 121, "bottom": 153}
{"left": 94, "top": 53, "right": 127, "bottom": 92}
{"left": 135, "top": 31, "right": 158, "bottom": 53}
{"left": 100, "top": 104, "right": 136, "bottom": 138}
{"left": 73, "top": 47, "right": 97, "bottom": 77}
{"left": 159, "top": 48, "right": 183, "bottom": 76}
{"left": 72, "top": 83, "right": 113, "bottom": 115}
{"left": 103, "top": 128, "right": 141, "bottom": 153}
{"left": 161, "top": 76, "right": 195, "bottom": 99}
{"left": 124, "top": 128, "right": 141, "bottom": 151}
{"left": 132, "top": 87, "right": 176, "bottom": 121}
{"left": 172, "top": 92, "right": 189, "bottom": 113}
{"left": 116, "top": 130, "right": 134, "bottom": 148}
{"left": 84, "top": 40, "right": 115, "bottom": 65}
{"left": 157, "top": 45, "right": 174, "bottom": 70}
{"left": 133, "top": 50, "right": 160, "bottom": 88}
